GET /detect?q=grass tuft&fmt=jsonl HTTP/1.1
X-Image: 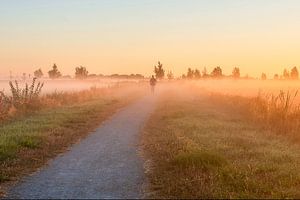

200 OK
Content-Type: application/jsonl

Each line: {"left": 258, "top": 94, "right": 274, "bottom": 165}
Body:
{"left": 173, "top": 151, "right": 226, "bottom": 169}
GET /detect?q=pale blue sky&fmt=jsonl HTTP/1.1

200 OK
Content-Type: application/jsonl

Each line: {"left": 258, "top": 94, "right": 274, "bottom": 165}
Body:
{"left": 1, "top": 0, "right": 300, "bottom": 77}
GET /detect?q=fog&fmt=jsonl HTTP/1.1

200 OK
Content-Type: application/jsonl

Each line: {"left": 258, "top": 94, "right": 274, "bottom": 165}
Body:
{"left": 157, "top": 79, "right": 300, "bottom": 103}
{"left": 0, "top": 79, "right": 141, "bottom": 94}
{"left": 2, "top": 78, "right": 300, "bottom": 102}
{"left": 187, "top": 79, "right": 300, "bottom": 97}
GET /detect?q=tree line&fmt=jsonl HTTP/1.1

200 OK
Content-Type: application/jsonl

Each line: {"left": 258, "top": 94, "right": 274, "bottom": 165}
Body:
{"left": 31, "top": 64, "right": 144, "bottom": 80}
{"left": 152, "top": 61, "right": 300, "bottom": 80}
{"left": 17, "top": 62, "right": 300, "bottom": 81}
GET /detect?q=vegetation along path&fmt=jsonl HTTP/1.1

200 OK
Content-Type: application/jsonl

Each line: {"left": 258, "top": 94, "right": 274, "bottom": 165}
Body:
{"left": 7, "top": 95, "right": 157, "bottom": 199}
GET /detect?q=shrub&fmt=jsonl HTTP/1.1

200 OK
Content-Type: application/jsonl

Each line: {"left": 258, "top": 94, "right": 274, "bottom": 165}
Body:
{"left": 0, "top": 91, "right": 11, "bottom": 120}
{"left": 8, "top": 78, "right": 44, "bottom": 112}
{"left": 0, "top": 78, "right": 45, "bottom": 119}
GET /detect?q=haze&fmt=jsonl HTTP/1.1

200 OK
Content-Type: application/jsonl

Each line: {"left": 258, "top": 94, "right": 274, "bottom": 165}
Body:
{"left": 1, "top": 0, "right": 300, "bottom": 77}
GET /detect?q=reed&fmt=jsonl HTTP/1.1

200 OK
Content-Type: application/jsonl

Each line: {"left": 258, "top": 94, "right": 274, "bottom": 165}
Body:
{"left": 251, "top": 90, "right": 300, "bottom": 135}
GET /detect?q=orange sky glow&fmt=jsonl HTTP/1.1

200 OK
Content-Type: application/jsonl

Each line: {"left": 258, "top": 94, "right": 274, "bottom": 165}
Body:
{"left": 1, "top": 0, "right": 300, "bottom": 78}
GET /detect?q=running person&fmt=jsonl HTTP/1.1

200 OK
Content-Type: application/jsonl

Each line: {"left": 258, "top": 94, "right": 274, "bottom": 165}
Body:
{"left": 149, "top": 75, "right": 157, "bottom": 94}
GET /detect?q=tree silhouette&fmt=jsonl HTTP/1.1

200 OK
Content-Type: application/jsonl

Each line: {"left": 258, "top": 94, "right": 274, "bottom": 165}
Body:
{"left": 187, "top": 68, "right": 194, "bottom": 79}
{"left": 261, "top": 73, "right": 267, "bottom": 80}
{"left": 154, "top": 61, "right": 165, "bottom": 79}
{"left": 48, "top": 64, "right": 62, "bottom": 79}
{"left": 211, "top": 67, "right": 222, "bottom": 78}
{"left": 34, "top": 68, "right": 43, "bottom": 78}
{"left": 290, "top": 67, "right": 299, "bottom": 80}
{"left": 232, "top": 67, "right": 240, "bottom": 79}
{"left": 167, "top": 71, "right": 174, "bottom": 80}
{"left": 194, "top": 69, "right": 201, "bottom": 79}
{"left": 283, "top": 69, "right": 290, "bottom": 79}
{"left": 75, "top": 66, "right": 89, "bottom": 79}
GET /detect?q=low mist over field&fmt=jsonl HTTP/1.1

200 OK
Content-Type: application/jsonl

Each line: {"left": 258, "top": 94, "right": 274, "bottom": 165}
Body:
{"left": 2, "top": 0, "right": 300, "bottom": 198}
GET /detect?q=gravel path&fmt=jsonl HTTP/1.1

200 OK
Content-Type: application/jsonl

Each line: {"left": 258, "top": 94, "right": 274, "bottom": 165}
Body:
{"left": 7, "top": 95, "right": 157, "bottom": 199}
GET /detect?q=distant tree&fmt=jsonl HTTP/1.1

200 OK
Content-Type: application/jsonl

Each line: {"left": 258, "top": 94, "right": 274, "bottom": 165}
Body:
{"left": 75, "top": 66, "right": 89, "bottom": 79}
{"left": 194, "top": 69, "right": 201, "bottom": 79}
{"left": 48, "top": 64, "right": 62, "bottom": 79}
{"left": 154, "top": 61, "right": 165, "bottom": 79}
{"left": 182, "top": 74, "right": 186, "bottom": 79}
{"left": 34, "top": 68, "right": 43, "bottom": 78}
{"left": 167, "top": 71, "right": 174, "bottom": 80}
{"left": 232, "top": 67, "right": 240, "bottom": 79}
{"left": 290, "top": 66, "right": 299, "bottom": 80}
{"left": 129, "top": 74, "right": 144, "bottom": 79}
{"left": 261, "top": 73, "right": 267, "bottom": 80}
{"left": 202, "top": 67, "right": 208, "bottom": 78}
{"left": 62, "top": 75, "right": 72, "bottom": 79}
{"left": 283, "top": 69, "right": 290, "bottom": 79}
{"left": 211, "top": 66, "right": 223, "bottom": 78}
{"left": 274, "top": 74, "right": 279, "bottom": 80}
{"left": 187, "top": 68, "right": 194, "bottom": 79}
{"left": 88, "top": 74, "right": 98, "bottom": 79}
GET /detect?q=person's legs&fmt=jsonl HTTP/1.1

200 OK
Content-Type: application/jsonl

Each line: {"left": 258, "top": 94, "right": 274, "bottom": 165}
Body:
{"left": 151, "top": 85, "right": 155, "bottom": 94}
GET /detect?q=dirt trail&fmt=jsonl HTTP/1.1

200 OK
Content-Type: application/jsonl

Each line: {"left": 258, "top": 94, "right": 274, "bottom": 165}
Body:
{"left": 7, "top": 94, "right": 157, "bottom": 199}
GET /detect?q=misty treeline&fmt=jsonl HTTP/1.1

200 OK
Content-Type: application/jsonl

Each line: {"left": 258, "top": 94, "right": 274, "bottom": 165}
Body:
{"left": 27, "top": 64, "right": 144, "bottom": 80}
{"left": 14, "top": 62, "right": 300, "bottom": 81}
{"left": 152, "top": 61, "right": 300, "bottom": 81}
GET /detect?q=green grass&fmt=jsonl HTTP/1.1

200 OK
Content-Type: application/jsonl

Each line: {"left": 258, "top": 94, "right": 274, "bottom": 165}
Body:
{"left": 0, "top": 100, "right": 104, "bottom": 159}
{"left": 142, "top": 91, "right": 300, "bottom": 198}
{"left": 0, "top": 97, "right": 124, "bottom": 186}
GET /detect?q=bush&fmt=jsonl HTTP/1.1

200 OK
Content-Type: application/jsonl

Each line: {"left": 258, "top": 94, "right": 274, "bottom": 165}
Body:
{"left": 0, "top": 91, "right": 11, "bottom": 120}
{"left": 9, "top": 78, "right": 44, "bottom": 112}
{"left": 0, "top": 78, "right": 44, "bottom": 121}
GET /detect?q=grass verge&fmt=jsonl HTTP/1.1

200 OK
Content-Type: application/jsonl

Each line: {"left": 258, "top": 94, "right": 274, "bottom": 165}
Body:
{"left": 142, "top": 89, "right": 300, "bottom": 198}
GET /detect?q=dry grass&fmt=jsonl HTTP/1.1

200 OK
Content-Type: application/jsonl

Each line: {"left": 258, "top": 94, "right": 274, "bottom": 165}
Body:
{"left": 142, "top": 87, "right": 300, "bottom": 198}
{"left": 250, "top": 91, "right": 300, "bottom": 136}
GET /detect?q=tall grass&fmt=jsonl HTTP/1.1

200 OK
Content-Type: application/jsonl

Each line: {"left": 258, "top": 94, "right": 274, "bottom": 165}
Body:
{"left": 0, "top": 91, "right": 10, "bottom": 120}
{"left": 0, "top": 78, "right": 44, "bottom": 120}
{"left": 0, "top": 79, "right": 113, "bottom": 122}
{"left": 207, "top": 90, "right": 300, "bottom": 137}
{"left": 251, "top": 90, "right": 300, "bottom": 135}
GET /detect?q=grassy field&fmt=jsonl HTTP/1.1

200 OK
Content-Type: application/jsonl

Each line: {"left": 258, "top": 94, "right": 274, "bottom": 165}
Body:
{"left": 0, "top": 84, "right": 145, "bottom": 196}
{"left": 142, "top": 87, "right": 300, "bottom": 198}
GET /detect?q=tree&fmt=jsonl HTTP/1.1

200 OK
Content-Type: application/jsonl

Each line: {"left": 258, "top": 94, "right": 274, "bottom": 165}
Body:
{"left": 232, "top": 67, "right": 240, "bottom": 79}
{"left": 48, "top": 64, "right": 62, "bottom": 79}
{"left": 261, "top": 73, "right": 267, "bottom": 80}
{"left": 187, "top": 68, "right": 194, "bottom": 79}
{"left": 211, "top": 66, "right": 222, "bottom": 78}
{"left": 194, "top": 69, "right": 201, "bottom": 79}
{"left": 283, "top": 69, "right": 290, "bottom": 79}
{"left": 34, "top": 68, "right": 43, "bottom": 78}
{"left": 274, "top": 74, "right": 279, "bottom": 80}
{"left": 167, "top": 71, "right": 174, "bottom": 80}
{"left": 75, "top": 66, "right": 89, "bottom": 79}
{"left": 290, "top": 66, "right": 299, "bottom": 80}
{"left": 154, "top": 61, "right": 165, "bottom": 79}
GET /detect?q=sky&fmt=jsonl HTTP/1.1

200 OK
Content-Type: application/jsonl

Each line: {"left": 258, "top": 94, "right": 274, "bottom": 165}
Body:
{"left": 0, "top": 0, "right": 300, "bottom": 78}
